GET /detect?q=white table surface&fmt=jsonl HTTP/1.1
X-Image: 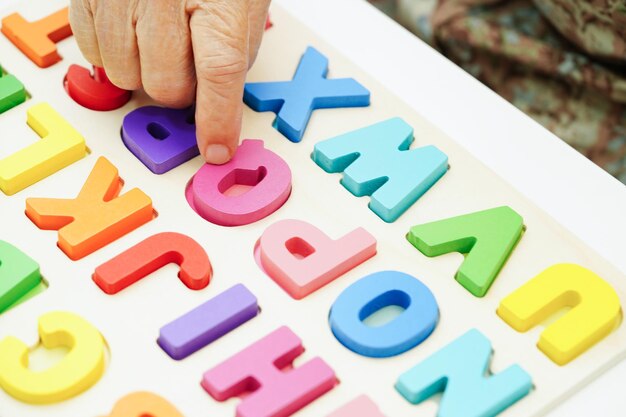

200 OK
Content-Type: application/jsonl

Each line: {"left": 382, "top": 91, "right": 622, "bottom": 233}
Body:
{"left": 1, "top": 0, "right": 624, "bottom": 415}
{"left": 275, "top": 0, "right": 626, "bottom": 416}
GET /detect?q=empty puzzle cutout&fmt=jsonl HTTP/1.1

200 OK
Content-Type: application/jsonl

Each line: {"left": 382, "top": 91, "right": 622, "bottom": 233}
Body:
{"left": 396, "top": 329, "right": 532, "bottom": 417}
{"left": 0, "top": 65, "right": 27, "bottom": 113}
{"left": 407, "top": 206, "right": 524, "bottom": 297}
{"left": 1, "top": 7, "right": 72, "bottom": 68}
{"left": 0, "top": 311, "right": 106, "bottom": 404}
{"left": 244, "top": 46, "right": 370, "bottom": 142}
{"left": 64, "top": 65, "right": 131, "bottom": 111}
{"left": 255, "top": 219, "right": 377, "bottom": 299}
{"left": 312, "top": 117, "right": 448, "bottom": 222}
{"left": 186, "top": 139, "right": 291, "bottom": 226}
{"left": 497, "top": 264, "right": 622, "bottom": 365}
{"left": 0, "top": 102, "right": 87, "bottom": 195}
{"left": 25, "top": 156, "right": 154, "bottom": 260}
{"left": 93, "top": 232, "right": 212, "bottom": 295}
{"left": 202, "top": 326, "right": 337, "bottom": 417}
{"left": 122, "top": 106, "right": 198, "bottom": 174}
{"left": 102, "top": 391, "right": 184, "bottom": 417}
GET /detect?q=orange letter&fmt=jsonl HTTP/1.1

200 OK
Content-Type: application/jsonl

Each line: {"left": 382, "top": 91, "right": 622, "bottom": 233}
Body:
{"left": 102, "top": 392, "right": 184, "bottom": 417}
{"left": 25, "top": 157, "right": 154, "bottom": 260}
{"left": 1, "top": 8, "right": 71, "bottom": 68}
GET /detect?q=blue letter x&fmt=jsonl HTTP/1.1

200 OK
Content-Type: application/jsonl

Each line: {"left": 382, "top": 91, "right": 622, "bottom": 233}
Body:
{"left": 244, "top": 46, "right": 370, "bottom": 143}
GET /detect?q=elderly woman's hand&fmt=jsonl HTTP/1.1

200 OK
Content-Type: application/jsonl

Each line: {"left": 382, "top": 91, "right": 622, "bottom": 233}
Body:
{"left": 69, "top": 0, "right": 271, "bottom": 164}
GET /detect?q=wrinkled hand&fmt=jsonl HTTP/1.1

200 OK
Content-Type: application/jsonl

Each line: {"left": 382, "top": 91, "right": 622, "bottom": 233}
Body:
{"left": 69, "top": 0, "right": 271, "bottom": 164}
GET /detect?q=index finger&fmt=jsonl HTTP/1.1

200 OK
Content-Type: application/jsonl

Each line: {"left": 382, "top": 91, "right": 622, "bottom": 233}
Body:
{"left": 188, "top": 0, "right": 249, "bottom": 164}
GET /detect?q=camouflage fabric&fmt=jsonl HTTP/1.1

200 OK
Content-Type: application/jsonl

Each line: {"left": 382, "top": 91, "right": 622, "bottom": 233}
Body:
{"left": 369, "top": 0, "right": 626, "bottom": 183}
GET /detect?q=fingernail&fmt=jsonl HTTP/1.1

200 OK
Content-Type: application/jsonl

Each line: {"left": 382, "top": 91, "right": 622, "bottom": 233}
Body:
{"left": 204, "top": 144, "right": 231, "bottom": 165}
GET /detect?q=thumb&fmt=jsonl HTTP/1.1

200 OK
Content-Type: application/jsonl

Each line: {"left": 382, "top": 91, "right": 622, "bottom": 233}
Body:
{"left": 189, "top": 0, "right": 249, "bottom": 164}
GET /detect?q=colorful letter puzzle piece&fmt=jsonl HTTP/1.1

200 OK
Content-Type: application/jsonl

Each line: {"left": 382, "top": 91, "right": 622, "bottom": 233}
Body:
{"left": 326, "top": 396, "right": 387, "bottom": 417}
{"left": 396, "top": 329, "right": 532, "bottom": 417}
{"left": 497, "top": 264, "right": 622, "bottom": 365}
{"left": 0, "top": 66, "right": 26, "bottom": 113}
{"left": 122, "top": 106, "right": 198, "bottom": 174}
{"left": 202, "top": 326, "right": 337, "bottom": 417}
{"left": 103, "top": 392, "right": 184, "bottom": 417}
{"left": 312, "top": 118, "right": 448, "bottom": 222}
{"left": 329, "top": 270, "right": 439, "bottom": 357}
{"left": 257, "top": 219, "right": 377, "bottom": 299}
{"left": 25, "top": 157, "right": 154, "bottom": 260}
{"left": 158, "top": 284, "right": 258, "bottom": 360}
{"left": 64, "top": 65, "right": 131, "bottom": 111}
{"left": 0, "top": 311, "right": 105, "bottom": 404}
{"left": 1, "top": 7, "right": 72, "bottom": 68}
{"left": 93, "top": 232, "right": 212, "bottom": 294}
{"left": 244, "top": 46, "right": 370, "bottom": 142}
{"left": 0, "top": 102, "right": 87, "bottom": 195}
{"left": 407, "top": 206, "right": 524, "bottom": 297}
{"left": 186, "top": 139, "right": 291, "bottom": 226}
{"left": 0, "top": 241, "right": 41, "bottom": 313}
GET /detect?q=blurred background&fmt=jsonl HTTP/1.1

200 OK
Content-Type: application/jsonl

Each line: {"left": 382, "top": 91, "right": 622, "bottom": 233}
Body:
{"left": 368, "top": 0, "right": 626, "bottom": 184}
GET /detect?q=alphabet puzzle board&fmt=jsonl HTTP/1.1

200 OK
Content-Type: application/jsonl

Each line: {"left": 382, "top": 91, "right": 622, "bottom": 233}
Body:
{"left": 1, "top": 1, "right": 625, "bottom": 417}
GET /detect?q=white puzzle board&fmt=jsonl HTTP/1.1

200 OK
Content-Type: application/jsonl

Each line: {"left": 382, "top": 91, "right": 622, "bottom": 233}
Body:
{"left": 0, "top": 1, "right": 625, "bottom": 417}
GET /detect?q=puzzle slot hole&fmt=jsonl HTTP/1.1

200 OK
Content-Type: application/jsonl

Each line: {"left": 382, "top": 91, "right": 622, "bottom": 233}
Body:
{"left": 360, "top": 290, "right": 410, "bottom": 328}
{"left": 26, "top": 335, "right": 112, "bottom": 372}
{"left": 147, "top": 122, "right": 171, "bottom": 140}
{"left": 27, "top": 345, "right": 69, "bottom": 372}
{"left": 218, "top": 167, "right": 267, "bottom": 197}
{"left": 538, "top": 291, "right": 579, "bottom": 328}
{"left": 285, "top": 237, "right": 316, "bottom": 259}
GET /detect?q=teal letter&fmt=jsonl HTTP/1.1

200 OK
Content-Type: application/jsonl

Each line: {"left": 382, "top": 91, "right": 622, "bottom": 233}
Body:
{"left": 312, "top": 118, "right": 447, "bottom": 222}
{"left": 395, "top": 329, "right": 532, "bottom": 417}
